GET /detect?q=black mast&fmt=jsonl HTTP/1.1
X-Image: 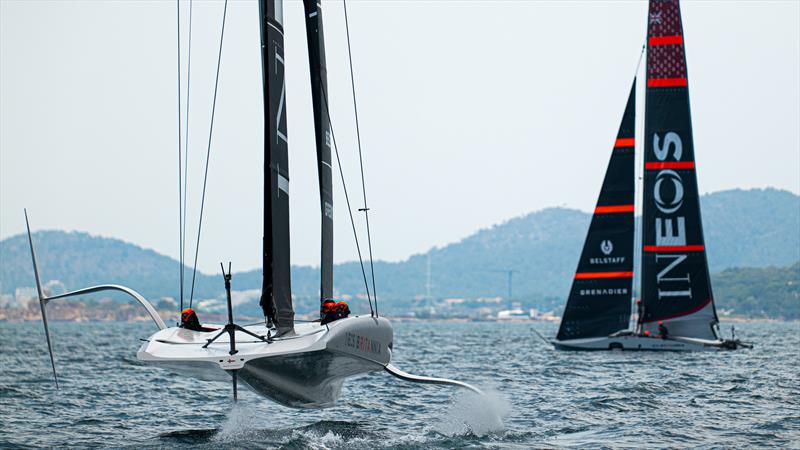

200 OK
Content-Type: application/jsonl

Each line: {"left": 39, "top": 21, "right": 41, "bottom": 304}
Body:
{"left": 258, "top": 0, "right": 293, "bottom": 334}
{"left": 640, "top": 0, "right": 717, "bottom": 340}
{"left": 557, "top": 82, "right": 636, "bottom": 341}
{"left": 303, "top": 0, "right": 334, "bottom": 311}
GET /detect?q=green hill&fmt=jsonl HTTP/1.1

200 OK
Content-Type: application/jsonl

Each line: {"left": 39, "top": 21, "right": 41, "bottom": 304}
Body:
{"left": 712, "top": 262, "right": 800, "bottom": 320}
{"left": 1, "top": 188, "right": 798, "bottom": 317}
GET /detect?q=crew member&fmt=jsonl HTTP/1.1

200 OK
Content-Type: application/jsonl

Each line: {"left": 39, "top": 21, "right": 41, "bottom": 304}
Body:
{"left": 336, "top": 301, "right": 350, "bottom": 319}
{"left": 658, "top": 321, "right": 669, "bottom": 339}
{"left": 321, "top": 300, "right": 339, "bottom": 324}
{"left": 180, "top": 308, "right": 216, "bottom": 332}
{"left": 321, "top": 300, "right": 350, "bottom": 324}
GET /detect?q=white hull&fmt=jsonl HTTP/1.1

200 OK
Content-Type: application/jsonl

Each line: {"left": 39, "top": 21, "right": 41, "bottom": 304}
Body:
{"left": 137, "top": 315, "right": 392, "bottom": 408}
{"left": 553, "top": 334, "right": 744, "bottom": 351}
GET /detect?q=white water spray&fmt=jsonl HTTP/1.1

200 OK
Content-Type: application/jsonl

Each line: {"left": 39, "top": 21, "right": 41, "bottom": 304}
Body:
{"left": 214, "top": 403, "right": 258, "bottom": 443}
{"left": 434, "top": 388, "right": 511, "bottom": 436}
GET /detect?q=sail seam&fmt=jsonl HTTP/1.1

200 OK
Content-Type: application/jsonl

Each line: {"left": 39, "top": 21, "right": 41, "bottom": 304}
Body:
{"left": 594, "top": 205, "right": 634, "bottom": 214}
{"left": 648, "top": 77, "right": 687, "bottom": 87}
{"left": 645, "top": 161, "right": 695, "bottom": 169}
{"left": 614, "top": 138, "right": 635, "bottom": 148}
{"left": 575, "top": 272, "right": 634, "bottom": 279}
{"left": 649, "top": 35, "right": 683, "bottom": 46}
{"left": 643, "top": 245, "right": 705, "bottom": 252}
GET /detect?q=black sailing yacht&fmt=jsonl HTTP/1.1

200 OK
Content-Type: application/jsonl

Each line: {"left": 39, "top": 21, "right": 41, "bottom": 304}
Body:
{"left": 28, "top": 0, "right": 480, "bottom": 408}
{"left": 552, "top": 0, "right": 748, "bottom": 351}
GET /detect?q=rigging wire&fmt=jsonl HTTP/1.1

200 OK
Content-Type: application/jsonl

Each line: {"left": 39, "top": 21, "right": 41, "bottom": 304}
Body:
{"left": 181, "top": 0, "right": 194, "bottom": 310}
{"left": 632, "top": 41, "right": 646, "bottom": 332}
{"left": 341, "top": 0, "right": 378, "bottom": 316}
{"left": 189, "top": 0, "right": 229, "bottom": 307}
{"left": 318, "top": 80, "right": 375, "bottom": 317}
{"left": 176, "top": 0, "right": 184, "bottom": 313}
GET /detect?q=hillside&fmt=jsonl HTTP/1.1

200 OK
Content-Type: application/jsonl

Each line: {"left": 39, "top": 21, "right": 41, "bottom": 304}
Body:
{"left": 2, "top": 188, "right": 798, "bottom": 315}
{"left": 712, "top": 262, "right": 800, "bottom": 320}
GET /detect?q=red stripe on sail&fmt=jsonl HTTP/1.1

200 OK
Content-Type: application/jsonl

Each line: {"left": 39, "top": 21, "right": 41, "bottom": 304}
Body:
{"left": 649, "top": 35, "right": 683, "bottom": 46}
{"left": 574, "top": 271, "right": 634, "bottom": 279}
{"left": 643, "top": 245, "right": 705, "bottom": 252}
{"left": 645, "top": 161, "right": 695, "bottom": 170}
{"left": 642, "top": 298, "right": 713, "bottom": 323}
{"left": 614, "top": 138, "right": 635, "bottom": 148}
{"left": 648, "top": 77, "right": 688, "bottom": 87}
{"left": 594, "top": 205, "right": 635, "bottom": 214}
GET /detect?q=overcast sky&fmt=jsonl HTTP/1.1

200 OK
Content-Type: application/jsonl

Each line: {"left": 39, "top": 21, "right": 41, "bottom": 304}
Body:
{"left": 2, "top": 0, "right": 798, "bottom": 274}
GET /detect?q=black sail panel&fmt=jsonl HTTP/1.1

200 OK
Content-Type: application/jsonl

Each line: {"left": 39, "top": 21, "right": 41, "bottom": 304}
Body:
{"left": 557, "top": 82, "right": 636, "bottom": 341}
{"left": 259, "top": 0, "right": 293, "bottom": 333}
{"left": 641, "top": 0, "right": 717, "bottom": 340}
{"left": 303, "top": 0, "right": 334, "bottom": 309}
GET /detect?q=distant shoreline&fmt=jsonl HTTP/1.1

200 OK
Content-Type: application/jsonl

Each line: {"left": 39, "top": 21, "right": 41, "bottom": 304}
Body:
{"left": 1, "top": 314, "right": 794, "bottom": 324}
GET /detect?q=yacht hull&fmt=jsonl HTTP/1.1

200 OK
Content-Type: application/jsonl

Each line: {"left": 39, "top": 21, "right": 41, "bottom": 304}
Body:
{"left": 553, "top": 335, "right": 744, "bottom": 351}
{"left": 137, "top": 315, "right": 392, "bottom": 408}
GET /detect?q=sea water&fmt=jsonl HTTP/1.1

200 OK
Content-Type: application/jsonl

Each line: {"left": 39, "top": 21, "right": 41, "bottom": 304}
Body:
{"left": 0, "top": 320, "right": 797, "bottom": 448}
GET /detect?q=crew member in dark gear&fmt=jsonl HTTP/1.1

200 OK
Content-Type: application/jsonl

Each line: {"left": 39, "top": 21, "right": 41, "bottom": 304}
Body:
{"left": 321, "top": 300, "right": 338, "bottom": 324}
{"left": 658, "top": 321, "right": 669, "bottom": 339}
{"left": 180, "top": 308, "right": 216, "bottom": 332}
{"left": 336, "top": 301, "right": 350, "bottom": 319}
{"left": 321, "top": 300, "right": 350, "bottom": 325}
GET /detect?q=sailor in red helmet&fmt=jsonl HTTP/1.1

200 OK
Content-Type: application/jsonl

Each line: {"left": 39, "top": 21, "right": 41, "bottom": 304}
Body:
{"left": 180, "top": 308, "right": 216, "bottom": 332}
{"left": 658, "top": 321, "right": 669, "bottom": 340}
{"left": 321, "top": 299, "right": 350, "bottom": 325}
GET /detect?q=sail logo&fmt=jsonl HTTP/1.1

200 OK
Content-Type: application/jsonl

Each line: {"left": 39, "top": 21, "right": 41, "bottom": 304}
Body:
{"left": 590, "top": 256, "right": 625, "bottom": 265}
{"left": 275, "top": 49, "right": 288, "bottom": 145}
{"left": 324, "top": 201, "right": 333, "bottom": 219}
{"left": 580, "top": 287, "right": 628, "bottom": 297}
{"left": 649, "top": 11, "right": 662, "bottom": 25}
{"left": 590, "top": 240, "right": 623, "bottom": 264}
{"left": 655, "top": 170, "right": 684, "bottom": 214}
{"left": 651, "top": 131, "right": 692, "bottom": 300}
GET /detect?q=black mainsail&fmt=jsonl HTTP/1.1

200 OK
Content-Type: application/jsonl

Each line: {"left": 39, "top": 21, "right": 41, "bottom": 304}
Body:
{"left": 640, "top": 0, "right": 718, "bottom": 340}
{"left": 557, "top": 82, "right": 636, "bottom": 341}
{"left": 303, "top": 0, "right": 334, "bottom": 307}
{"left": 259, "top": 0, "right": 294, "bottom": 333}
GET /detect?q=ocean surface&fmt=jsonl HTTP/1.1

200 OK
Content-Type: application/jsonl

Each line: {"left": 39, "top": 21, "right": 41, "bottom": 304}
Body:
{"left": 1, "top": 320, "right": 798, "bottom": 449}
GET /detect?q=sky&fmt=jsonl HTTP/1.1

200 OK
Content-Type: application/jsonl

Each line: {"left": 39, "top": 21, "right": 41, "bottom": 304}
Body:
{"left": 2, "top": 0, "right": 798, "bottom": 274}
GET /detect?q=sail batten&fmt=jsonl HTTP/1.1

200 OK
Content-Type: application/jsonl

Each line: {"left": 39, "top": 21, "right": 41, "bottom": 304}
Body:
{"left": 556, "top": 81, "right": 637, "bottom": 341}
{"left": 640, "top": 0, "right": 717, "bottom": 340}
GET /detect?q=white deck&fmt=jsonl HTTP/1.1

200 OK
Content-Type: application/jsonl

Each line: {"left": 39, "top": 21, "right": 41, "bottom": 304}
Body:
{"left": 552, "top": 334, "right": 735, "bottom": 351}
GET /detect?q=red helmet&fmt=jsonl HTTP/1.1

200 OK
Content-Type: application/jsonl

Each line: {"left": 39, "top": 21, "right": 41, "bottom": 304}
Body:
{"left": 322, "top": 300, "right": 337, "bottom": 313}
{"left": 336, "top": 301, "right": 349, "bottom": 312}
{"left": 658, "top": 321, "right": 664, "bottom": 325}
{"left": 644, "top": 330, "right": 651, "bottom": 336}
{"left": 181, "top": 308, "right": 196, "bottom": 321}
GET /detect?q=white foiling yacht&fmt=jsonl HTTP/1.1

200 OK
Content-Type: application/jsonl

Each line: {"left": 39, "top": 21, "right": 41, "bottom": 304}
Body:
{"left": 28, "top": 0, "right": 479, "bottom": 408}
{"left": 549, "top": 0, "right": 750, "bottom": 352}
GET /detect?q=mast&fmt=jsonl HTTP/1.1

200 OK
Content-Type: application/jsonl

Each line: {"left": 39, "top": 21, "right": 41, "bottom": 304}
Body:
{"left": 557, "top": 81, "right": 636, "bottom": 341}
{"left": 640, "top": 0, "right": 718, "bottom": 340}
{"left": 302, "top": 0, "right": 334, "bottom": 310}
{"left": 258, "top": 0, "right": 293, "bottom": 334}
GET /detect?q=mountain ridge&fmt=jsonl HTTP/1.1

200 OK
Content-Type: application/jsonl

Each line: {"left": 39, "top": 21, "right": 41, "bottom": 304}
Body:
{"left": 2, "top": 188, "right": 798, "bottom": 311}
